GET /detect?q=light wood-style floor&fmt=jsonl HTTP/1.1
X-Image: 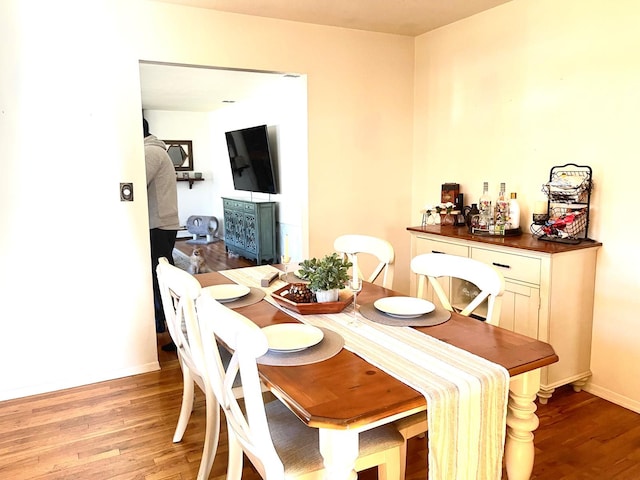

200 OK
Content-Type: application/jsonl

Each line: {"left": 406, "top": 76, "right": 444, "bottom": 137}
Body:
{"left": 2, "top": 240, "right": 639, "bottom": 479}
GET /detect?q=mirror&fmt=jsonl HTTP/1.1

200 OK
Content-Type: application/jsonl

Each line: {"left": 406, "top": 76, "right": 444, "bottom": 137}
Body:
{"left": 164, "top": 140, "right": 193, "bottom": 171}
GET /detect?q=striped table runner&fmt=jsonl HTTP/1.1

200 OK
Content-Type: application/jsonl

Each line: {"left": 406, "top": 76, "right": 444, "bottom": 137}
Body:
{"left": 220, "top": 266, "right": 509, "bottom": 480}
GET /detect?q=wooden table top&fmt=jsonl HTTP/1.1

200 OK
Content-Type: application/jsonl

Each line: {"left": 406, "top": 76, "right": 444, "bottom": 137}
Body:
{"left": 196, "top": 271, "right": 558, "bottom": 429}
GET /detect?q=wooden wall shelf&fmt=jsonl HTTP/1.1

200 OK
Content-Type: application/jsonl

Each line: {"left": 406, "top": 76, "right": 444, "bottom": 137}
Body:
{"left": 177, "top": 177, "right": 204, "bottom": 189}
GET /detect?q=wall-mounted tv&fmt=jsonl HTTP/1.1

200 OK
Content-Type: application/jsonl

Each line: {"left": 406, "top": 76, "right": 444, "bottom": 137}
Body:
{"left": 225, "top": 124, "right": 278, "bottom": 195}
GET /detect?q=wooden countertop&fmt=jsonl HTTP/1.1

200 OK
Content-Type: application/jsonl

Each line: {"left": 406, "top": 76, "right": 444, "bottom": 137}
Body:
{"left": 407, "top": 225, "right": 602, "bottom": 254}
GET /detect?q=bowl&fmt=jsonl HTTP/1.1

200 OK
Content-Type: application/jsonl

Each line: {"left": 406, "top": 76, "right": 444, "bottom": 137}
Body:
{"left": 271, "top": 284, "right": 353, "bottom": 315}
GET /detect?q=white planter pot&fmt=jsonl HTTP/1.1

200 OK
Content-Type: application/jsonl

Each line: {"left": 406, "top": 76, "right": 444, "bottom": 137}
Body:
{"left": 315, "top": 288, "right": 339, "bottom": 303}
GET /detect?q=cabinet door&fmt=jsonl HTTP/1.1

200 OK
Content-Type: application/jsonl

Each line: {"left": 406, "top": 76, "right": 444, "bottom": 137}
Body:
{"left": 243, "top": 213, "right": 258, "bottom": 254}
{"left": 470, "top": 247, "right": 541, "bottom": 338}
{"left": 500, "top": 281, "right": 540, "bottom": 339}
{"left": 224, "top": 209, "right": 245, "bottom": 247}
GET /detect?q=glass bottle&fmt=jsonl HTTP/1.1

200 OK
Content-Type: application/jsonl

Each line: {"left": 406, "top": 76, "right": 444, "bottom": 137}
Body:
{"left": 442, "top": 205, "right": 455, "bottom": 226}
{"left": 426, "top": 208, "right": 435, "bottom": 225}
{"left": 466, "top": 203, "right": 480, "bottom": 230}
{"left": 508, "top": 192, "right": 520, "bottom": 229}
{"left": 478, "top": 182, "right": 492, "bottom": 231}
{"left": 495, "top": 182, "right": 509, "bottom": 235}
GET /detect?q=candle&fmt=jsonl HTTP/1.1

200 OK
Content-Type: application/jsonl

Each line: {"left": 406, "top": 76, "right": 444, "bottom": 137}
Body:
{"left": 283, "top": 234, "right": 290, "bottom": 262}
{"left": 351, "top": 254, "right": 359, "bottom": 289}
{"left": 534, "top": 201, "right": 547, "bottom": 215}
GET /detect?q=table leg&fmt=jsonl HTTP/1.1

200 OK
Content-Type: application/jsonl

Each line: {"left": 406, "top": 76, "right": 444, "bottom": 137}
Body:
{"left": 318, "top": 428, "right": 359, "bottom": 480}
{"left": 505, "top": 369, "right": 541, "bottom": 480}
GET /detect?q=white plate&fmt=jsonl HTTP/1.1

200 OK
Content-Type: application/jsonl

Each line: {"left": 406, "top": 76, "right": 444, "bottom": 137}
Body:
{"left": 374, "top": 296, "right": 435, "bottom": 318}
{"left": 262, "top": 324, "right": 324, "bottom": 352}
{"left": 204, "top": 284, "right": 251, "bottom": 303}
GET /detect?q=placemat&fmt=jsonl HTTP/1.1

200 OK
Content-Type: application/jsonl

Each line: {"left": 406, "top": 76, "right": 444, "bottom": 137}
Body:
{"left": 258, "top": 328, "right": 344, "bottom": 366}
{"left": 359, "top": 302, "right": 451, "bottom": 327}
{"left": 204, "top": 286, "right": 265, "bottom": 309}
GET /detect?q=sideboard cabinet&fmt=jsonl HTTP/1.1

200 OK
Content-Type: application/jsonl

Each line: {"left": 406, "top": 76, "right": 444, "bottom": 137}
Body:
{"left": 407, "top": 225, "right": 601, "bottom": 403}
{"left": 222, "top": 197, "right": 276, "bottom": 264}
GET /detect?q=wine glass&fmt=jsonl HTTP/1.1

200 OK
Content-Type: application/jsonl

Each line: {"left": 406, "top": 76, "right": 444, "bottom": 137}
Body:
{"left": 348, "top": 278, "right": 362, "bottom": 325}
{"left": 280, "top": 255, "right": 291, "bottom": 282}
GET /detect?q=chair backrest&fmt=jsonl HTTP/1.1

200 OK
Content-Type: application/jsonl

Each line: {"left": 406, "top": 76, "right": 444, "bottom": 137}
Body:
{"left": 410, "top": 253, "right": 505, "bottom": 325}
{"left": 333, "top": 234, "right": 395, "bottom": 289}
{"left": 156, "top": 257, "right": 203, "bottom": 378}
{"left": 195, "top": 294, "right": 285, "bottom": 478}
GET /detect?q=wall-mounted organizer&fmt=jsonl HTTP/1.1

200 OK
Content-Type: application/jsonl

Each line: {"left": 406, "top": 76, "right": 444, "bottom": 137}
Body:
{"left": 531, "top": 163, "right": 593, "bottom": 244}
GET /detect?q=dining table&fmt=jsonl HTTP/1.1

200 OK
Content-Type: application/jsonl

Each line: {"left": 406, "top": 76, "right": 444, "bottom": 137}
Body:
{"left": 195, "top": 266, "right": 558, "bottom": 480}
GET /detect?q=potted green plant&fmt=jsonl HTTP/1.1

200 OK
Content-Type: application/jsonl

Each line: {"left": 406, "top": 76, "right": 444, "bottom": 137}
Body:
{"left": 297, "top": 253, "right": 352, "bottom": 302}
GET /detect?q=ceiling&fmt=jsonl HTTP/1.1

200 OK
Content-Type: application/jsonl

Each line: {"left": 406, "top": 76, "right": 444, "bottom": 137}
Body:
{"left": 140, "top": 62, "right": 290, "bottom": 112}
{"left": 154, "top": 0, "right": 512, "bottom": 36}
{"left": 142, "top": 0, "right": 512, "bottom": 112}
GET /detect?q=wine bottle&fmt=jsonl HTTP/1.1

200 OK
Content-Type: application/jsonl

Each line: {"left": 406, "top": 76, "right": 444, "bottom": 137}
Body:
{"left": 478, "top": 182, "right": 492, "bottom": 231}
{"left": 495, "top": 182, "right": 509, "bottom": 235}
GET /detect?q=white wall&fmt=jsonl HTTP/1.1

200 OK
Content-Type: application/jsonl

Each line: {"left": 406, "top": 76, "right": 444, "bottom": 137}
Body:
{"left": 413, "top": 0, "right": 640, "bottom": 411}
{"left": 0, "top": 0, "right": 413, "bottom": 400}
{"left": 210, "top": 75, "right": 309, "bottom": 262}
{"left": 143, "top": 110, "right": 217, "bottom": 230}
{"left": 0, "top": 0, "right": 159, "bottom": 400}
{"left": 139, "top": 2, "right": 416, "bottom": 286}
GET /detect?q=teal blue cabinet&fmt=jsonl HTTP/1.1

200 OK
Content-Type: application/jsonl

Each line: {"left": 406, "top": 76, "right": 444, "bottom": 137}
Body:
{"left": 222, "top": 197, "right": 276, "bottom": 264}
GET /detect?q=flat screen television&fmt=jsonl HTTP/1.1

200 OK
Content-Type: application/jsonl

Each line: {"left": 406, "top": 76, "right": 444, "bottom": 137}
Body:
{"left": 225, "top": 124, "right": 278, "bottom": 194}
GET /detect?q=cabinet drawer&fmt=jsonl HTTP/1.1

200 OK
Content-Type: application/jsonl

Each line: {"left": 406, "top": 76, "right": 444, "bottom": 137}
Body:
{"left": 244, "top": 202, "right": 257, "bottom": 213}
{"left": 223, "top": 199, "right": 244, "bottom": 210}
{"left": 471, "top": 248, "right": 541, "bottom": 285}
{"left": 415, "top": 236, "right": 468, "bottom": 257}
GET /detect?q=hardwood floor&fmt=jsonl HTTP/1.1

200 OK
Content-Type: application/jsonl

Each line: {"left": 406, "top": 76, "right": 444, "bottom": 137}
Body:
{"left": 174, "top": 238, "right": 256, "bottom": 272}
{"left": 2, "top": 240, "right": 639, "bottom": 479}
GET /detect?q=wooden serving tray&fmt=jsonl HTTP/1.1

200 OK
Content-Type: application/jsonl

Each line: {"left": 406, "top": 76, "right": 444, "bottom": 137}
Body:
{"left": 271, "top": 284, "right": 353, "bottom": 315}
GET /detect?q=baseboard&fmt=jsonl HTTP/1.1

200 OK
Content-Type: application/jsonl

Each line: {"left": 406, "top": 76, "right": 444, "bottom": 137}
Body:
{"left": 0, "top": 361, "right": 161, "bottom": 402}
{"left": 585, "top": 383, "right": 640, "bottom": 414}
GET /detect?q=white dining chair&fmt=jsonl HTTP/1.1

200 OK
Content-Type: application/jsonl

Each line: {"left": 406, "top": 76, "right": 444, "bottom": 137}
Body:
{"left": 411, "top": 252, "right": 505, "bottom": 325}
{"left": 333, "top": 234, "right": 395, "bottom": 289}
{"left": 156, "top": 257, "right": 221, "bottom": 480}
{"left": 193, "top": 293, "right": 404, "bottom": 480}
{"left": 394, "top": 252, "right": 506, "bottom": 478}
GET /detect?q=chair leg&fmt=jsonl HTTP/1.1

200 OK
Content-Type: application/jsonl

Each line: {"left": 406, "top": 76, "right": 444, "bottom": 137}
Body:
{"left": 173, "top": 368, "right": 195, "bottom": 442}
{"left": 226, "top": 426, "right": 244, "bottom": 480}
{"left": 197, "top": 391, "right": 221, "bottom": 480}
{"left": 394, "top": 412, "right": 428, "bottom": 479}
{"left": 398, "top": 440, "right": 407, "bottom": 480}
{"left": 377, "top": 445, "right": 402, "bottom": 480}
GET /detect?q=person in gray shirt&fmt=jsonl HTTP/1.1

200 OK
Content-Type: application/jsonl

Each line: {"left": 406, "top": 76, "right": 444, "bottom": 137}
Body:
{"left": 144, "top": 118, "right": 179, "bottom": 341}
